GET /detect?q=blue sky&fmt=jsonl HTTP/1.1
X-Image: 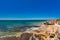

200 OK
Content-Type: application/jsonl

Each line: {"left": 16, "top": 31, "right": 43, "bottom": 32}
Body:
{"left": 0, "top": 0, "right": 60, "bottom": 18}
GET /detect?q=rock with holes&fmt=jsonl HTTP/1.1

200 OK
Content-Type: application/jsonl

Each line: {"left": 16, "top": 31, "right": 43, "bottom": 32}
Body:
{"left": 20, "top": 33, "right": 33, "bottom": 40}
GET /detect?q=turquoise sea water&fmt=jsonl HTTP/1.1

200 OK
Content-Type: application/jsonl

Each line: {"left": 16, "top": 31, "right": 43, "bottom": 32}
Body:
{"left": 0, "top": 20, "right": 47, "bottom": 36}
{"left": 0, "top": 20, "right": 47, "bottom": 26}
{"left": 0, "top": 20, "right": 47, "bottom": 32}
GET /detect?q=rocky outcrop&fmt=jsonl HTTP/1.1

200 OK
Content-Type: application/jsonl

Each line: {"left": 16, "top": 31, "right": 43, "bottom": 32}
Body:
{"left": 20, "top": 19, "right": 60, "bottom": 40}
{"left": 0, "top": 35, "right": 19, "bottom": 40}
{"left": 20, "top": 33, "right": 33, "bottom": 40}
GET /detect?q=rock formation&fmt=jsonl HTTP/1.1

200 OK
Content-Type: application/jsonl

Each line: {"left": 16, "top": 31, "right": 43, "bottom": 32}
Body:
{"left": 0, "top": 19, "right": 60, "bottom": 40}
{"left": 20, "top": 19, "right": 60, "bottom": 40}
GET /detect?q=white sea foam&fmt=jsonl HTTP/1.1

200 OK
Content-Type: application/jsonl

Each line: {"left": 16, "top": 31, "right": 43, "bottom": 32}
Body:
{"left": 25, "top": 27, "right": 40, "bottom": 32}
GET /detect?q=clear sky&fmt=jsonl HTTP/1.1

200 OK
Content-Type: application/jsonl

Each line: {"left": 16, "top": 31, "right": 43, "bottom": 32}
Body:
{"left": 0, "top": 0, "right": 60, "bottom": 18}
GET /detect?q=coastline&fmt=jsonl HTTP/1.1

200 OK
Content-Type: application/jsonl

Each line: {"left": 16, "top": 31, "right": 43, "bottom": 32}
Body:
{"left": 0, "top": 19, "right": 60, "bottom": 40}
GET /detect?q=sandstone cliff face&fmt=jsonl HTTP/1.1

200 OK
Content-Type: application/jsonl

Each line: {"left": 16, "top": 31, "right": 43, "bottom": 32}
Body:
{"left": 20, "top": 20, "right": 60, "bottom": 40}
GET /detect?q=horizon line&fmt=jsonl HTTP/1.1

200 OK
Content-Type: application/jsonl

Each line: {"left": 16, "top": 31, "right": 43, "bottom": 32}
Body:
{"left": 0, "top": 18, "right": 59, "bottom": 20}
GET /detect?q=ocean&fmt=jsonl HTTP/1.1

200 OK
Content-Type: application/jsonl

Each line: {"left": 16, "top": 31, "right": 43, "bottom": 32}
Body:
{"left": 0, "top": 20, "right": 47, "bottom": 27}
{"left": 0, "top": 20, "right": 47, "bottom": 36}
{"left": 0, "top": 20, "right": 47, "bottom": 32}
